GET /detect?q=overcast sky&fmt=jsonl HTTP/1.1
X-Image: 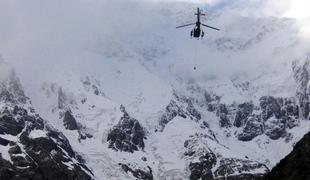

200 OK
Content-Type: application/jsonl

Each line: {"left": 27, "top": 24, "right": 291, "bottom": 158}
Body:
{"left": 0, "top": 0, "right": 310, "bottom": 82}
{"left": 149, "top": 0, "right": 310, "bottom": 20}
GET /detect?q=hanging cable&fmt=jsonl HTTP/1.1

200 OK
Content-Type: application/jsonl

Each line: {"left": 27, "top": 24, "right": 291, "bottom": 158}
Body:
{"left": 193, "top": 39, "right": 198, "bottom": 70}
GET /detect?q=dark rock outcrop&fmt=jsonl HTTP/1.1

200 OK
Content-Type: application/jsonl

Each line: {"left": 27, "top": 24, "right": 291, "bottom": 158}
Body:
{"left": 184, "top": 134, "right": 269, "bottom": 180}
{"left": 187, "top": 154, "right": 268, "bottom": 180}
{"left": 61, "top": 110, "right": 93, "bottom": 141}
{"left": 260, "top": 96, "right": 282, "bottom": 120}
{"left": 0, "top": 70, "right": 28, "bottom": 105}
{"left": 159, "top": 100, "right": 187, "bottom": 131}
{"left": 63, "top": 110, "right": 79, "bottom": 130}
{"left": 237, "top": 115, "right": 263, "bottom": 141}
{"left": 0, "top": 112, "right": 25, "bottom": 136}
{"left": 0, "top": 106, "right": 93, "bottom": 180}
{"left": 264, "top": 118, "right": 286, "bottom": 140}
{"left": 188, "top": 153, "right": 217, "bottom": 180}
{"left": 216, "top": 174, "right": 264, "bottom": 180}
{"left": 81, "top": 77, "right": 105, "bottom": 97}
{"left": 235, "top": 96, "right": 299, "bottom": 141}
{"left": 279, "top": 98, "right": 299, "bottom": 129}
{"left": 217, "top": 104, "right": 231, "bottom": 128}
{"left": 158, "top": 93, "right": 201, "bottom": 131}
{"left": 214, "top": 158, "right": 268, "bottom": 179}
{"left": 234, "top": 102, "right": 254, "bottom": 128}
{"left": 292, "top": 58, "right": 310, "bottom": 119}
{"left": 0, "top": 70, "right": 92, "bottom": 180}
{"left": 265, "top": 131, "right": 310, "bottom": 180}
{"left": 107, "top": 105, "right": 146, "bottom": 153}
{"left": 119, "top": 163, "right": 153, "bottom": 180}
{"left": 171, "top": 87, "right": 300, "bottom": 143}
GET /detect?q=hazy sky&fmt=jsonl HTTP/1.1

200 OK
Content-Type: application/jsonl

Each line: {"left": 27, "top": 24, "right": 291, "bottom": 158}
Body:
{"left": 147, "top": 0, "right": 310, "bottom": 19}
{"left": 0, "top": 0, "right": 309, "bottom": 103}
{"left": 0, "top": 0, "right": 310, "bottom": 72}
{"left": 0, "top": 0, "right": 309, "bottom": 59}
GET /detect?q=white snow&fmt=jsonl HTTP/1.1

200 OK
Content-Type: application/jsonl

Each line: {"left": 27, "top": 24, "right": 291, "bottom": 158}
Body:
{"left": 0, "top": 134, "right": 18, "bottom": 142}
{"left": 0, "top": 144, "right": 12, "bottom": 163}
{"left": 29, "top": 129, "right": 47, "bottom": 139}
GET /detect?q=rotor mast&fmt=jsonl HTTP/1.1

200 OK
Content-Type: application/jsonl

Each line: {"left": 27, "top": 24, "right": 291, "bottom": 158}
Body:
{"left": 195, "top": 8, "right": 205, "bottom": 24}
{"left": 175, "top": 7, "right": 219, "bottom": 33}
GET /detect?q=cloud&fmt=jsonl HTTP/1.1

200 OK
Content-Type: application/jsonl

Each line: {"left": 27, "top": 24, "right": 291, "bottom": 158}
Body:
{"left": 211, "top": 0, "right": 310, "bottom": 19}
{"left": 0, "top": 0, "right": 309, "bottom": 94}
{"left": 145, "top": 0, "right": 220, "bottom": 4}
{"left": 205, "top": 0, "right": 310, "bottom": 40}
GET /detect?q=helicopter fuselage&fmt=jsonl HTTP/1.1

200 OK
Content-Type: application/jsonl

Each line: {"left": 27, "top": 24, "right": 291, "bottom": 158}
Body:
{"left": 176, "top": 8, "right": 219, "bottom": 39}
{"left": 191, "top": 22, "right": 203, "bottom": 38}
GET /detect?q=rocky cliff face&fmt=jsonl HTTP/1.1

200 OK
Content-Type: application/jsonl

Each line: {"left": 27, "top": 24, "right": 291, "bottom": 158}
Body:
{"left": 107, "top": 105, "right": 146, "bottom": 153}
{"left": 184, "top": 134, "right": 268, "bottom": 180}
{"left": 261, "top": 55, "right": 310, "bottom": 180}
{"left": 293, "top": 56, "right": 310, "bottom": 119}
{"left": 265, "top": 131, "right": 310, "bottom": 180}
{"left": 0, "top": 67, "right": 93, "bottom": 180}
{"left": 146, "top": 53, "right": 310, "bottom": 179}
{"left": 194, "top": 89, "right": 299, "bottom": 142}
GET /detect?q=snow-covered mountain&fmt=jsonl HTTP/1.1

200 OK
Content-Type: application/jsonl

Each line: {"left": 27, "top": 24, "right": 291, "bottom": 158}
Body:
{"left": 1, "top": 0, "right": 310, "bottom": 179}
{"left": 0, "top": 63, "right": 92, "bottom": 179}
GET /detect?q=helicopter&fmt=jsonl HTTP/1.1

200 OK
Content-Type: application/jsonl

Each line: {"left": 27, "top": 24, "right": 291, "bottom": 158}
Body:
{"left": 176, "top": 8, "right": 219, "bottom": 39}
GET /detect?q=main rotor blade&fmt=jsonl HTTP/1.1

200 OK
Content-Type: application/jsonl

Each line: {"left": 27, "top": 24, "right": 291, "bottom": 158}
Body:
{"left": 202, "top": 24, "right": 220, "bottom": 31}
{"left": 176, "top": 23, "right": 195, "bottom": 28}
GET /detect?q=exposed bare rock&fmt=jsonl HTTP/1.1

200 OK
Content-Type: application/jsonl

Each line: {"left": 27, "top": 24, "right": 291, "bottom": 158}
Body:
{"left": 107, "top": 105, "right": 146, "bottom": 153}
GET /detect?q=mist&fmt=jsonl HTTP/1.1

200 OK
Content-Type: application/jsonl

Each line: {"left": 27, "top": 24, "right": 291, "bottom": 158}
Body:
{"left": 0, "top": 0, "right": 310, "bottom": 102}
